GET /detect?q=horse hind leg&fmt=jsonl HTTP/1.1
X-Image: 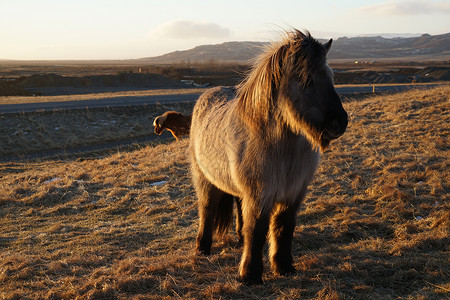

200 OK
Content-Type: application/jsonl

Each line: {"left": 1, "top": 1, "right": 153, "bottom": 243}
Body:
{"left": 234, "top": 197, "right": 243, "bottom": 246}
{"left": 193, "top": 163, "right": 233, "bottom": 255}
{"left": 268, "top": 202, "right": 300, "bottom": 276}
{"left": 195, "top": 184, "right": 223, "bottom": 255}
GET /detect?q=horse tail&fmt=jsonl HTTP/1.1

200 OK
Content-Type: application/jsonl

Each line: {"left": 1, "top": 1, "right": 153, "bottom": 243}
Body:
{"left": 214, "top": 193, "right": 235, "bottom": 237}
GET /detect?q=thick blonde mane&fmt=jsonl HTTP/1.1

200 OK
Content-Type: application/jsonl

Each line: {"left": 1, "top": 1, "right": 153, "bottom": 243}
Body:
{"left": 236, "top": 30, "right": 327, "bottom": 131}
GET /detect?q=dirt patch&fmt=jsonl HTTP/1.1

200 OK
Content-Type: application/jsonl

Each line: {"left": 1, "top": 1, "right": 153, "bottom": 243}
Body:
{"left": 416, "top": 66, "right": 450, "bottom": 81}
{"left": 0, "top": 72, "right": 190, "bottom": 96}
{"left": 334, "top": 66, "right": 450, "bottom": 84}
{"left": 19, "top": 72, "right": 187, "bottom": 88}
{"left": 0, "top": 81, "right": 32, "bottom": 96}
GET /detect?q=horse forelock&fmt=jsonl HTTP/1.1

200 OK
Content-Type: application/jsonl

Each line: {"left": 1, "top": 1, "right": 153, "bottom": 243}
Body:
{"left": 236, "top": 30, "right": 328, "bottom": 132}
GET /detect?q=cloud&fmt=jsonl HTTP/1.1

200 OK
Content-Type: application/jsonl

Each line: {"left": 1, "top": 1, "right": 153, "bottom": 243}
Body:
{"left": 354, "top": 0, "right": 450, "bottom": 16}
{"left": 152, "top": 19, "right": 231, "bottom": 40}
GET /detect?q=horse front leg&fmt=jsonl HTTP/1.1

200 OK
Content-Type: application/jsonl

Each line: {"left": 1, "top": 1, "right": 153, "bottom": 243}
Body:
{"left": 268, "top": 201, "right": 300, "bottom": 276}
{"left": 239, "top": 201, "right": 270, "bottom": 285}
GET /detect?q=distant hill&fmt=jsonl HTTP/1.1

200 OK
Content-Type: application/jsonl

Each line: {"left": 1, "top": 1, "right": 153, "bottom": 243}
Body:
{"left": 139, "top": 33, "right": 450, "bottom": 64}
{"left": 139, "top": 41, "right": 267, "bottom": 64}
{"left": 330, "top": 33, "right": 450, "bottom": 60}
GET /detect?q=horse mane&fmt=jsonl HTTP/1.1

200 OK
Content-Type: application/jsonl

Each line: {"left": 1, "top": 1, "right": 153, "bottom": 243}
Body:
{"left": 236, "top": 30, "right": 328, "bottom": 131}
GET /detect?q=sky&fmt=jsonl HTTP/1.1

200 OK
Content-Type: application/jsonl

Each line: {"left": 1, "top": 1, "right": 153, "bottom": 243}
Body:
{"left": 1, "top": 0, "right": 449, "bottom": 60}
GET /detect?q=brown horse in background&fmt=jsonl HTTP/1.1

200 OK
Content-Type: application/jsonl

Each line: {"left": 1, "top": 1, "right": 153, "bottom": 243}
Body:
{"left": 153, "top": 111, "right": 191, "bottom": 140}
{"left": 190, "top": 30, "right": 348, "bottom": 284}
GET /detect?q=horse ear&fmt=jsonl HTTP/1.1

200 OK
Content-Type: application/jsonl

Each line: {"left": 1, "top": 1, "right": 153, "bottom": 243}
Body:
{"left": 295, "top": 29, "right": 306, "bottom": 38}
{"left": 324, "top": 39, "right": 333, "bottom": 54}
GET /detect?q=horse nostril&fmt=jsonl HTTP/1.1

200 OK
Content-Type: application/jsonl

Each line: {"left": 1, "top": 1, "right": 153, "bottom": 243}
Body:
{"left": 331, "top": 120, "right": 341, "bottom": 133}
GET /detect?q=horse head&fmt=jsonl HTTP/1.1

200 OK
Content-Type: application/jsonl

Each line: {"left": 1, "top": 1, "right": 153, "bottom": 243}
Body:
{"left": 238, "top": 30, "right": 348, "bottom": 149}
{"left": 281, "top": 34, "right": 348, "bottom": 148}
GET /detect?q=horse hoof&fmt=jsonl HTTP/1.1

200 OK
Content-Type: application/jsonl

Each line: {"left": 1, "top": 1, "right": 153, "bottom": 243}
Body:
{"left": 273, "top": 265, "right": 296, "bottom": 276}
{"left": 240, "top": 275, "right": 264, "bottom": 285}
{"left": 195, "top": 247, "right": 211, "bottom": 256}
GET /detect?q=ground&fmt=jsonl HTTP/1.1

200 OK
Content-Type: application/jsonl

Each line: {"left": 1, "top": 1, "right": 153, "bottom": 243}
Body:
{"left": 0, "top": 86, "right": 449, "bottom": 299}
{"left": 0, "top": 100, "right": 197, "bottom": 160}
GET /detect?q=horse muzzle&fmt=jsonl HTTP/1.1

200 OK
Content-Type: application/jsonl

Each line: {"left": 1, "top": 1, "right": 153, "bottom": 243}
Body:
{"left": 154, "top": 125, "right": 163, "bottom": 135}
{"left": 324, "top": 114, "right": 348, "bottom": 140}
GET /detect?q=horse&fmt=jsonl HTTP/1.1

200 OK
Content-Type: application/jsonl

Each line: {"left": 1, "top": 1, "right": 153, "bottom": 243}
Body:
{"left": 153, "top": 111, "right": 192, "bottom": 140}
{"left": 189, "top": 30, "right": 348, "bottom": 284}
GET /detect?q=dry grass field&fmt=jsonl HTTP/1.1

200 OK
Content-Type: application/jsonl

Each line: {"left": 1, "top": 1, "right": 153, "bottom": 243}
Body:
{"left": 0, "top": 86, "right": 449, "bottom": 299}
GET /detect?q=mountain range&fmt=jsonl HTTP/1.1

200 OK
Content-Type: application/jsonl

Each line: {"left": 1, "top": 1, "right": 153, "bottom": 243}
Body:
{"left": 139, "top": 33, "right": 450, "bottom": 64}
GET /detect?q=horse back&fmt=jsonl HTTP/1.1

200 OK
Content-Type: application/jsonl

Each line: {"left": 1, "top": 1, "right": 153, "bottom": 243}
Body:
{"left": 191, "top": 86, "right": 236, "bottom": 120}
